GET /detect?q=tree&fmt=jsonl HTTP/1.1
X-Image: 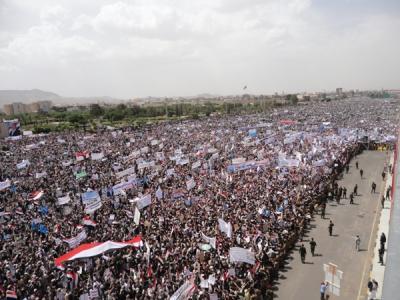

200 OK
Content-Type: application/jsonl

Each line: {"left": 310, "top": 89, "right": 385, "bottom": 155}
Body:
{"left": 289, "top": 94, "right": 299, "bottom": 105}
{"left": 90, "top": 104, "right": 104, "bottom": 117}
{"left": 68, "top": 113, "right": 87, "bottom": 124}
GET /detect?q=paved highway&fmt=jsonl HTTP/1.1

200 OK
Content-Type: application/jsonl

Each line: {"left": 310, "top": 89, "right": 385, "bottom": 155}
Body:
{"left": 274, "top": 150, "right": 389, "bottom": 300}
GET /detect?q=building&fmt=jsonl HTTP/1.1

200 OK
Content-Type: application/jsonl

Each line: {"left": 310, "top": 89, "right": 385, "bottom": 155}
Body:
{"left": 2, "top": 101, "right": 52, "bottom": 115}
{"left": 0, "top": 123, "right": 8, "bottom": 138}
{"left": 29, "top": 101, "right": 52, "bottom": 113}
{"left": 3, "top": 104, "right": 13, "bottom": 115}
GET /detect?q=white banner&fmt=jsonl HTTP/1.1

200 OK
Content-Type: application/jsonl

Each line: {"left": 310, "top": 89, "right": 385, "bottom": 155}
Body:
{"left": 0, "top": 180, "right": 11, "bottom": 191}
{"left": 313, "top": 159, "right": 326, "bottom": 167}
{"left": 192, "top": 161, "right": 201, "bottom": 170}
{"left": 134, "top": 207, "right": 140, "bottom": 225}
{"left": 64, "top": 230, "right": 87, "bottom": 249}
{"left": 57, "top": 195, "right": 71, "bottom": 205}
{"left": 218, "top": 218, "right": 232, "bottom": 238}
{"left": 35, "top": 171, "right": 47, "bottom": 179}
{"left": 62, "top": 160, "right": 72, "bottom": 167}
{"left": 177, "top": 158, "right": 189, "bottom": 165}
{"left": 91, "top": 152, "right": 104, "bottom": 161}
{"left": 84, "top": 199, "right": 102, "bottom": 214}
{"left": 229, "top": 247, "right": 255, "bottom": 265}
{"left": 140, "top": 146, "right": 149, "bottom": 154}
{"left": 170, "top": 280, "right": 196, "bottom": 300}
{"left": 156, "top": 186, "right": 163, "bottom": 200}
{"left": 136, "top": 194, "right": 152, "bottom": 210}
{"left": 201, "top": 232, "right": 216, "bottom": 249}
{"left": 116, "top": 167, "right": 136, "bottom": 178}
{"left": 186, "top": 178, "right": 196, "bottom": 191}
{"left": 16, "top": 160, "right": 30, "bottom": 169}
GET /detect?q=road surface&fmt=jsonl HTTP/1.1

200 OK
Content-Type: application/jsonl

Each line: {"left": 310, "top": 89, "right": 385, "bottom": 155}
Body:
{"left": 274, "top": 150, "right": 389, "bottom": 300}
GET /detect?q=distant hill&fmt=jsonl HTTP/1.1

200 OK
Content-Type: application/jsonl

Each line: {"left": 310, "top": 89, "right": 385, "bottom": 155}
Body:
{"left": 0, "top": 89, "right": 60, "bottom": 104}
{"left": 0, "top": 90, "right": 126, "bottom": 106}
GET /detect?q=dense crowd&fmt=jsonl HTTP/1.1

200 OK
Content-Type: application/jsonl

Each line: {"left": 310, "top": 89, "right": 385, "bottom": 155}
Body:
{"left": 0, "top": 97, "right": 398, "bottom": 300}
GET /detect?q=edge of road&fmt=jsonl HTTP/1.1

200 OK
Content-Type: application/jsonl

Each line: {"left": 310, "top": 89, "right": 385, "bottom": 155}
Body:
{"left": 366, "top": 153, "right": 392, "bottom": 299}
{"left": 356, "top": 151, "right": 392, "bottom": 300}
{"left": 381, "top": 140, "right": 400, "bottom": 299}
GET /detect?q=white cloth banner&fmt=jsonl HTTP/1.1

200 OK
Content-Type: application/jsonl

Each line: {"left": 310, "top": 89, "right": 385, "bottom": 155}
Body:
{"left": 64, "top": 230, "right": 87, "bottom": 249}
{"left": 218, "top": 218, "right": 232, "bottom": 238}
{"left": 313, "top": 159, "right": 327, "bottom": 167}
{"left": 84, "top": 199, "right": 102, "bottom": 214}
{"left": 186, "top": 178, "right": 196, "bottom": 191}
{"left": 201, "top": 232, "right": 216, "bottom": 249}
{"left": 191, "top": 161, "right": 201, "bottom": 170}
{"left": 156, "top": 186, "right": 163, "bottom": 200}
{"left": 91, "top": 152, "right": 104, "bottom": 161}
{"left": 170, "top": 280, "right": 196, "bottom": 300}
{"left": 17, "top": 160, "right": 30, "bottom": 169}
{"left": 134, "top": 207, "right": 140, "bottom": 225}
{"left": 140, "top": 146, "right": 149, "bottom": 154}
{"left": 229, "top": 247, "right": 255, "bottom": 265}
{"left": 0, "top": 180, "right": 11, "bottom": 191}
{"left": 62, "top": 160, "right": 72, "bottom": 167}
{"left": 35, "top": 172, "right": 47, "bottom": 179}
{"left": 136, "top": 194, "right": 152, "bottom": 210}
{"left": 232, "top": 157, "right": 246, "bottom": 165}
{"left": 57, "top": 195, "right": 71, "bottom": 205}
{"left": 116, "top": 167, "right": 136, "bottom": 178}
{"left": 177, "top": 158, "right": 189, "bottom": 165}
{"left": 166, "top": 168, "right": 175, "bottom": 176}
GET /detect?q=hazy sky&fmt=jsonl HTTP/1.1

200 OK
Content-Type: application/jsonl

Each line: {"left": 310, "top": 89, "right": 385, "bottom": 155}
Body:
{"left": 0, "top": 0, "right": 399, "bottom": 98}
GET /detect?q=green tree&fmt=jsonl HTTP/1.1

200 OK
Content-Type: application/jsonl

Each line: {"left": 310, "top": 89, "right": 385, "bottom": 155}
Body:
{"left": 68, "top": 113, "right": 88, "bottom": 124}
{"left": 90, "top": 104, "right": 104, "bottom": 117}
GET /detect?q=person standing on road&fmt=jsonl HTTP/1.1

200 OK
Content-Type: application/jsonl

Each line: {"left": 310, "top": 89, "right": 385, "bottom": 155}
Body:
{"left": 380, "top": 232, "right": 386, "bottom": 249}
{"left": 309, "top": 238, "right": 317, "bottom": 256}
{"left": 378, "top": 247, "right": 385, "bottom": 265}
{"left": 354, "top": 184, "right": 358, "bottom": 196}
{"left": 346, "top": 165, "right": 349, "bottom": 174}
{"left": 320, "top": 281, "right": 329, "bottom": 300}
{"left": 360, "top": 169, "right": 364, "bottom": 179}
{"left": 343, "top": 187, "right": 347, "bottom": 199}
{"left": 371, "top": 182, "right": 376, "bottom": 193}
{"left": 386, "top": 186, "right": 391, "bottom": 201}
{"left": 350, "top": 192, "right": 354, "bottom": 204}
{"left": 381, "top": 196, "right": 385, "bottom": 208}
{"left": 321, "top": 203, "right": 326, "bottom": 219}
{"left": 382, "top": 171, "right": 386, "bottom": 181}
{"left": 355, "top": 235, "right": 361, "bottom": 251}
{"left": 328, "top": 220, "right": 334, "bottom": 236}
{"left": 299, "top": 244, "right": 307, "bottom": 263}
{"left": 356, "top": 161, "right": 359, "bottom": 169}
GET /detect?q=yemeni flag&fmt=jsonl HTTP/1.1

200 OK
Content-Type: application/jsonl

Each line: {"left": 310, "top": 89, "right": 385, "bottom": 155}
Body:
{"left": 28, "top": 190, "right": 44, "bottom": 201}
{"left": 6, "top": 290, "right": 17, "bottom": 299}
{"left": 55, "top": 236, "right": 143, "bottom": 268}
{"left": 82, "top": 216, "right": 97, "bottom": 227}
{"left": 75, "top": 151, "right": 89, "bottom": 161}
{"left": 67, "top": 271, "right": 79, "bottom": 288}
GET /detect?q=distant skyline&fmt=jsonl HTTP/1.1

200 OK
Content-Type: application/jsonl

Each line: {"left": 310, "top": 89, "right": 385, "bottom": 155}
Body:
{"left": 0, "top": 0, "right": 399, "bottom": 101}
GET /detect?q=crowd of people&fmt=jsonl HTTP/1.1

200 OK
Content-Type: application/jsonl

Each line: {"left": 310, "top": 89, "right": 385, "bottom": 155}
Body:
{"left": 0, "top": 97, "right": 398, "bottom": 299}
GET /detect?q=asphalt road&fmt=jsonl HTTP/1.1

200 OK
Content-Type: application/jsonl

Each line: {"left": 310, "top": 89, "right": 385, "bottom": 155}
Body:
{"left": 274, "top": 150, "right": 389, "bottom": 300}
